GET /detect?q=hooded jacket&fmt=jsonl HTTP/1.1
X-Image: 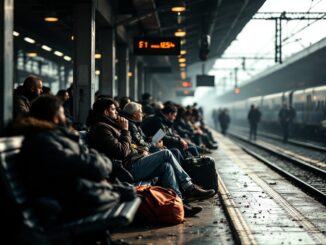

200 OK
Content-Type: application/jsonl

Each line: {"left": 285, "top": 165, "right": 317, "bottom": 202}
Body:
{"left": 14, "top": 117, "right": 119, "bottom": 219}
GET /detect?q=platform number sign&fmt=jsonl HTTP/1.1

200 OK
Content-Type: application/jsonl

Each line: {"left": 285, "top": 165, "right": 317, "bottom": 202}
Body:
{"left": 134, "top": 37, "right": 181, "bottom": 55}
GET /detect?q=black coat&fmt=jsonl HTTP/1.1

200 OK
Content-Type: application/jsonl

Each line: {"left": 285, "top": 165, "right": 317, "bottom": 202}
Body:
{"left": 248, "top": 109, "right": 261, "bottom": 124}
{"left": 141, "top": 111, "right": 182, "bottom": 149}
{"left": 16, "top": 117, "right": 119, "bottom": 219}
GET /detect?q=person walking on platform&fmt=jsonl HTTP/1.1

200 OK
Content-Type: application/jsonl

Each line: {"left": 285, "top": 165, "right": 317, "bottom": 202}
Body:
{"left": 247, "top": 104, "right": 261, "bottom": 141}
{"left": 279, "top": 104, "right": 291, "bottom": 142}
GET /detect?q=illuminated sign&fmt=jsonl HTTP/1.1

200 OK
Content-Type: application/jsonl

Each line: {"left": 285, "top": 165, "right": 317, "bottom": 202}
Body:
{"left": 134, "top": 37, "right": 181, "bottom": 55}
{"left": 176, "top": 90, "right": 195, "bottom": 96}
{"left": 181, "top": 81, "right": 192, "bottom": 88}
{"left": 234, "top": 87, "right": 241, "bottom": 94}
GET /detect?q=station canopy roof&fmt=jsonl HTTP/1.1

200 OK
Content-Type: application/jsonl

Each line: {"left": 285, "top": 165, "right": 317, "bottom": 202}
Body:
{"left": 13, "top": 0, "right": 266, "bottom": 79}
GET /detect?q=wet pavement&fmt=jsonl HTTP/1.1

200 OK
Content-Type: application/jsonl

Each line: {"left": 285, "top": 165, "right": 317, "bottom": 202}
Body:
{"left": 214, "top": 132, "right": 326, "bottom": 244}
{"left": 112, "top": 195, "right": 234, "bottom": 245}
{"left": 112, "top": 130, "right": 326, "bottom": 244}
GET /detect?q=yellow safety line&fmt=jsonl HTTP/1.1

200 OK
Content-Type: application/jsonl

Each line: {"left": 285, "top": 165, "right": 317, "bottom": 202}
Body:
{"left": 218, "top": 175, "right": 257, "bottom": 245}
{"left": 220, "top": 139, "right": 326, "bottom": 244}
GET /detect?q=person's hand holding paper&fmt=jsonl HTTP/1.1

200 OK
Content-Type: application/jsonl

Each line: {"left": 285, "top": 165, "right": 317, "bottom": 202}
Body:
{"left": 151, "top": 129, "right": 166, "bottom": 144}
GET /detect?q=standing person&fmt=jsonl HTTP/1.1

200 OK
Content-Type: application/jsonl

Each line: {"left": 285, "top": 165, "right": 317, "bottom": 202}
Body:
{"left": 279, "top": 104, "right": 291, "bottom": 142}
{"left": 218, "top": 108, "right": 230, "bottom": 135}
{"left": 247, "top": 104, "right": 261, "bottom": 140}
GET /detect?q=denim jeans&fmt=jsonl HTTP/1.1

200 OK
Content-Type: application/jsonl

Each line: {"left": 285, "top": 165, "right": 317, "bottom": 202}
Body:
{"left": 130, "top": 149, "right": 192, "bottom": 198}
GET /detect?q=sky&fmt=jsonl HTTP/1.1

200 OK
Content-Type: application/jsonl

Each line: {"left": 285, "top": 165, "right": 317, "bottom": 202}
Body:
{"left": 183, "top": 0, "right": 326, "bottom": 105}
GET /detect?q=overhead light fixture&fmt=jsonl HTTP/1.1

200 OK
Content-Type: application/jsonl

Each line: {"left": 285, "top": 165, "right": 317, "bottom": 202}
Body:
{"left": 180, "top": 71, "right": 187, "bottom": 80}
{"left": 95, "top": 53, "right": 102, "bottom": 59}
{"left": 54, "top": 51, "right": 63, "bottom": 57}
{"left": 180, "top": 63, "right": 186, "bottom": 68}
{"left": 171, "top": 6, "right": 186, "bottom": 12}
{"left": 24, "top": 37, "right": 35, "bottom": 44}
{"left": 71, "top": 36, "right": 74, "bottom": 41}
{"left": 180, "top": 50, "right": 187, "bottom": 55}
{"left": 128, "top": 72, "right": 133, "bottom": 77}
{"left": 27, "top": 52, "right": 37, "bottom": 57}
{"left": 13, "top": 31, "right": 20, "bottom": 37}
{"left": 95, "top": 70, "right": 101, "bottom": 75}
{"left": 41, "top": 45, "right": 52, "bottom": 52}
{"left": 175, "top": 29, "right": 186, "bottom": 37}
{"left": 171, "top": 1, "right": 186, "bottom": 12}
{"left": 44, "top": 12, "right": 59, "bottom": 22}
{"left": 63, "top": 56, "right": 71, "bottom": 61}
{"left": 178, "top": 57, "right": 186, "bottom": 63}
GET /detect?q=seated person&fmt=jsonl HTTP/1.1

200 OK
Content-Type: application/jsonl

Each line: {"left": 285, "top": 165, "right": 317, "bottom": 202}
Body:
{"left": 121, "top": 101, "right": 184, "bottom": 163}
{"left": 13, "top": 95, "right": 121, "bottom": 221}
{"left": 87, "top": 98, "right": 216, "bottom": 216}
{"left": 141, "top": 103, "right": 200, "bottom": 157}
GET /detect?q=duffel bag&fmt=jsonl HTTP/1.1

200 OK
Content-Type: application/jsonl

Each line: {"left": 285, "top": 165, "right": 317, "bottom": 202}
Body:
{"left": 134, "top": 186, "right": 184, "bottom": 225}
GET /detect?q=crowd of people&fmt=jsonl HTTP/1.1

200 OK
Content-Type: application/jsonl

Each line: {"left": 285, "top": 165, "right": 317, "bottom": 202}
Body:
{"left": 4, "top": 75, "right": 220, "bottom": 243}
{"left": 212, "top": 103, "right": 296, "bottom": 142}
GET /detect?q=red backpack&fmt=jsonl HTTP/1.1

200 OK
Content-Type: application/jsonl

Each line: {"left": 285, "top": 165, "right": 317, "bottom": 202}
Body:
{"left": 135, "top": 186, "right": 184, "bottom": 225}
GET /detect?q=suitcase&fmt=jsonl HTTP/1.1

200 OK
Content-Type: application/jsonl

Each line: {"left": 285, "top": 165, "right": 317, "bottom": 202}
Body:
{"left": 182, "top": 156, "right": 218, "bottom": 193}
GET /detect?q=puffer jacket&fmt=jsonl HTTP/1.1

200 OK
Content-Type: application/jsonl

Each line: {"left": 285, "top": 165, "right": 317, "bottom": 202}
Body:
{"left": 14, "top": 117, "right": 119, "bottom": 219}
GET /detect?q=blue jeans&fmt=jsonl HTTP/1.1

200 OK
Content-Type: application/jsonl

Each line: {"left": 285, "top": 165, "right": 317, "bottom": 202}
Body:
{"left": 130, "top": 149, "right": 192, "bottom": 198}
{"left": 187, "top": 143, "right": 199, "bottom": 156}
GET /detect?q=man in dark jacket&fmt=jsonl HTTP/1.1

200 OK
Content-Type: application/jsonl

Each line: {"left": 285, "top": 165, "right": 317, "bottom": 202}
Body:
{"left": 141, "top": 104, "right": 200, "bottom": 157}
{"left": 14, "top": 95, "right": 120, "bottom": 220}
{"left": 13, "top": 75, "right": 43, "bottom": 118}
{"left": 247, "top": 104, "right": 261, "bottom": 141}
{"left": 87, "top": 98, "right": 215, "bottom": 216}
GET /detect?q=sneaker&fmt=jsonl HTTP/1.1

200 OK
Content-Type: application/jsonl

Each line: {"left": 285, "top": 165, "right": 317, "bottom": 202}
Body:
{"left": 183, "top": 203, "right": 202, "bottom": 217}
{"left": 185, "top": 184, "right": 215, "bottom": 202}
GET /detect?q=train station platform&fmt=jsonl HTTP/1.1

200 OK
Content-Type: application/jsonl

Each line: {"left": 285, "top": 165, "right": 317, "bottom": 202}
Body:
{"left": 112, "top": 130, "right": 326, "bottom": 245}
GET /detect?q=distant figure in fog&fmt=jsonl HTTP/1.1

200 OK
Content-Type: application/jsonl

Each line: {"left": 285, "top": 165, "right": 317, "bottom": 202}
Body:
{"left": 279, "top": 104, "right": 292, "bottom": 142}
{"left": 247, "top": 104, "right": 261, "bottom": 141}
{"left": 218, "top": 108, "right": 230, "bottom": 135}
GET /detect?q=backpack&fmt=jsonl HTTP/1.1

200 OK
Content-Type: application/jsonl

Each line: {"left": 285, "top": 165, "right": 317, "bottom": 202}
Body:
{"left": 134, "top": 186, "right": 184, "bottom": 225}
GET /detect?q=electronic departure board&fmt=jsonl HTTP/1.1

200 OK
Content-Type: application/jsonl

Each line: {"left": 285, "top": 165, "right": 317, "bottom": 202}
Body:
{"left": 134, "top": 37, "right": 181, "bottom": 55}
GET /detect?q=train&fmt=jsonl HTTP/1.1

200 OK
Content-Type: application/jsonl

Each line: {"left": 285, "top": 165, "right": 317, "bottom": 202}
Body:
{"left": 221, "top": 85, "right": 326, "bottom": 139}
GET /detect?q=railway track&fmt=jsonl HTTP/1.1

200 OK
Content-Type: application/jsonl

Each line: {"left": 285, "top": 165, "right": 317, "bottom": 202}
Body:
{"left": 228, "top": 132, "right": 326, "bottom": 205}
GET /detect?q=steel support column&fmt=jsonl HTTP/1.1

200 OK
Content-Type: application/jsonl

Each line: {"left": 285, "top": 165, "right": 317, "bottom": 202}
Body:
{"left": 0, "top": 0, "right": 14, "bottom": 133}
{"left": 73, "top": 1, "right": 96, "bottom": 124}
{"left": 137, "top": 61, "right": 144, "bottom": 99}
{"left": 275, "top": 18, "right": 282, "bottom": 64}
{"left": 99, "top": 26, "right": 115, "bottom": 96}
{"left": 117, "top": 44, "right": 129, "bottom": 97}
{"left": 129, "top": 55, "right": 138, "bottom": 100}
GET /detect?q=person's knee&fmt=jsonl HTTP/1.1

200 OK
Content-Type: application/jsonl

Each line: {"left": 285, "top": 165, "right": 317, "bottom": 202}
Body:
{"left": 161, "top": 161, "right": 174, "bottom": 174}
{"left": 161, "top": 149, "right": 174, "bottom": 159}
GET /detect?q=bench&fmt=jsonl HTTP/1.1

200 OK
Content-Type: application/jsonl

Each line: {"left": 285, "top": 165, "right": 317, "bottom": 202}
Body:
{"left": 0, "top": 136, "right": 141, "bottom": 244}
